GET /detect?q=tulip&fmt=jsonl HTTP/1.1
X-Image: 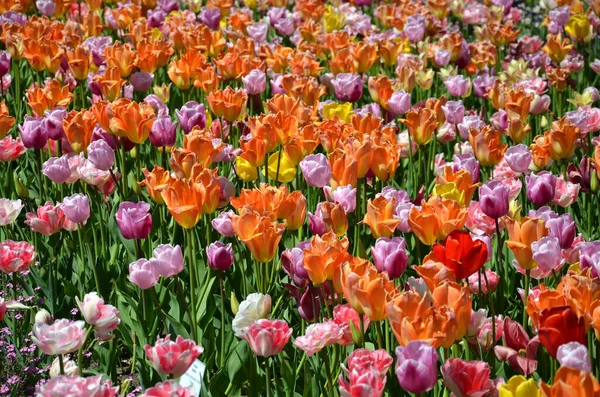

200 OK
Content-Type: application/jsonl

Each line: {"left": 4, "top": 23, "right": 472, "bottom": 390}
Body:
{"left": 444, "top": 75, "right": 471, "bottom": 97}
{"left": 371, "top": 237, "right": 409, "bottom": 279}
{"left": 232, "top": 293, "right": 272, "bottom": 337}
{"left": 308, "top": 202, "right": 347, "bottom": 237}
{"left": 247, "top": 23, "right": 268, "bottom": 43}
{"left": 479, "top": 180, "right": 509, "bottom": 219}
{"left": 299, "top": 154, "right": 332, "bottom": 188}
{"left": 242, "top": 69, "right": 266, "bottom": 95}
{"left": 538, "top": 306, "right": 586, "bottom": 358}
{"left": 130, "top": 71, "right": 154, "bottom": 92}
{"left": 115, "top": 201, "right": 152, "bottom": 240}
{"left": 242, "top": 319, "right": 292, "bottom": 357}
{"left": 25, "top": 202, "right": 65, "bottom": 236}
{"left": 339, "top": 349, "right": 393, "bottom": 397}
{"left": 176, "top": 101, "right": 207, "bottom": 134}
{"left": 149, "top": 244, "right": 184, "bottom": 278}
{"left": 467, "top": 268, "right": 499, "bottom": 294}
{"left": 531, "top": 236, "right": 564, "bottom": 273}
{"left": 540, "top": 367, "right": 600, "bottom": 396}
{"left": 76, "top": 292, "right": 120, "bottom": 340}
{"left": 161, "top": 179, "right": 204, "bottom": 229}
{"left": 87, "top": 139, "right": 115, "bottom": 171}
{"left": 49, "top": 357, "right": 79, "bottom": 378}
{"left": 144, "top": 335, "right": 204, "bottom": 378}
{"left": 332, "top": 304, "right": 370, "bottom": 346}
{"left": 294, "top": 320, "right": 344, "bottom": 356}
{"left": 505, "top": 144, "right": 532, "bottom": 173}
{"left": 580, "top": 241, "right": 600, "bottom": 277}
{"left": 207, "top": 87, "right": 247, "bottom": 122}
{"left": 442, "top": 359, "right": 496, "bottom": 397}
{"left": 60, "top": 194, "right": 90, "bottom": 224}
{"left": 0, "top": 199, "right": 23, "bottom": 226}
{"left": 212, "top": 210, "right": 236, "bottom": 237}
{"left": 19, "top": 116, "right": 48, "bottom": 149}
{"left": 432, "top": 230, "right": 488, "bottom": 279}
{"left": 505, "top": 217, "right": 548, "bottom": 270}
{"left": 231, "top": 209, "right": 285, "bottom": 263}
{"left": 150, "top": 115, "right": 177, "bottom": 147}
{"left": 32, "top": 317, "right": 86, "bottom": 355}
{"left": 330, "top": 185, "right": 357, "bottom": 213}
{"left": 363, "top": 196, "right": 400, "bottom": 239}
{"left": 44, "top": 107, "right": 67, "bottom": 140}
{"left": 0, "top": 240, "right": 36, "bottom": 274}
{"left": 394, "top": 341, "right": 438, "bottom": 394}
{"left": 140, "top": 380, "right": 193, "bottom": 397}
{"left": 442, "top": 100, "right": 465, "bottom": 124}
{"left": 526, "top": 171, "right": 557, "bottom": 206}
{"left": 0, "top": 51, "right": 10, "bottom": 77}
{"left": 498, "top": 376, "right": 541, "bottom": 397}
{"left": 35, "top": 375, "right": 118, "bottom": 397}
{"left": 557, "top": 342, "right": 592, "bottom": 372}
{"left": 129, "top": 259, "right": 159, "bottom": 289}
{"left": 331, "top": 73, "right": 363, "bottom": 103}
{"left": 281, "top": 246, "right": 310, "bottom": 288}
{"left": 207, "top": 242, "right": 234, "bottom": 271}
{"left": 286, "top": 284, "right": 320, "bottom": 322}
{"left": 387, "top": 90, "right": 411, "bottom": 116}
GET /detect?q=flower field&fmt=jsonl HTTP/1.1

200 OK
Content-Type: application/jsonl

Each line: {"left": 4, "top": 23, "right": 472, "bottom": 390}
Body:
{"left": 2, "top": 0, "right": 600, "bottom": 395}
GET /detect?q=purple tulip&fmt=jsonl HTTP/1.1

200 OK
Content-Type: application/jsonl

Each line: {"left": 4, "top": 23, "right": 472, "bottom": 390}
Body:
{"left": 87, "top": 139, "right": 115, "bottom": 171}
{"left": 371, "top": 237, "right": 409, "bottom": 279}
{"left": 81, "top": 36, "right": 113, "bottom": 67}
{"left": 199, "top": 6, "right": 221, "bottom": 30}
{"left": 404, "top": 14, "right": 426, "bottom": 43}
{"left": 274, "top": 19, "right": 294, "bottom": 36}
{"left": 457, "top": 115, "right": 485, "bottom": 140}
{"left": 286, "top": 284, "right": 319, "bottom": 322}
{"left": 144, "top": 94, "right": 168, "bottom": 117}
{"left": 206, "top": 242, "right": 234, "bottom": 271}
{"left": 247, "top": 23, "right": 268, "bottom": 43}
{"left": 434, "top": 49, "right": 450, "bottom": 67}
{"left": 130, "top": 71, "right": 154, "bottom": 92}
{"left": 442, "top": 100, "right": 465, "bottom": 124}
{"left": 299, "top": 154, "right": 332, "bottom": 188}
{"left": 473, "top": 74, "right": 495, "bottom": 99}
{"left": 115, "top": 201, "right": 152, "bottom": 240}
{"left": 147, "top": 8, "right": 167, "bottom": 28}
{"left": 176, "top": 101, "right": 206, "bottom": 133}
{"left": 444, "top": 75, "right": 471, "bottom": 97}
{"left": 546, "top": 214, "right": 576, "bottom": 249}
{"left": 150, "top": 115, "right": 177, "bottom": 148}
{"left": 267, "top": 7, "right": 287, "bottom": 25}
{"left": 19, "top": 116, "right": 47, "bottom": 149}
{"left": 330, "top": 185, "right": 357, "bottom": 213}
{"left": 61, "top": 194, "right": 90, "bottom": 224}
{"left": 531, "top": 236, "right": 563, "bottom": 273}
{"left": 212, "top": 210, "right": 235, "bottom": 237}
{"left": 580, "top": 241, "right": 600, "bottom": 277}
{"left": 330, "top": 73, "right": 363, "bottom": 103}
{"left": 129, "top": 259, "right": 159, "bottom": 289}
{"left": 0, "top": 51, "right": 10, "bottom": 77}
{"left": 242, "top": 69, "right": 266, "bottom": 95}
{"left": 526, "top": 171, "right": 557, "bottom": 206}
{"left": 549, "top": 6, "right": 570, "bottom": 26}
{"left": 451, "top": 154, "right": 481, "bottom": 183}
{"left": 479, "top": 181, "right": 509, "bottom": 220}
{"left": 158, "top": 0, "right": 179, "bottom": 12}
{"left": 505, "top": 144, "right": 532, "bottom": 173}
{"left": 388, "top": 90, "right": 411, "bottom": 116}
{"left": 43, "top": 156, "right": 71, "bottom": 184}
{"left": 36, "top": 0, "right": 56, "bottom": 16}
{"left": 43, "top": 108, "right": 67, "bottom": 140}
{"left": 149, "top": 244, "right": 184, "bottom": 278}
{"left": 557, "top": 342, "right": 592, "bottom": 372}
{"left": 281, "top": 246, "right": 310, "bottom": 288}
{"left": 395, "top": 341, "right": 439, "bottom": 394}
{"left": 270, "top": 74, "right": 286, "bottom": 95}
{"left": 490, "top": 109, "right": 508, "bottom": 132}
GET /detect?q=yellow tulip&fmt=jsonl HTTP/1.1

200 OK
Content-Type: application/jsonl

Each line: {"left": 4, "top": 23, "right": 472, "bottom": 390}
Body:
{"left": 322, "top": 102, "right": 353, "bottom": 123}
{"left": 267, "top": 151, "right": 297, "bottom": 183}
{"left": 236, "top": 157, "right": 259, "bottom": 182}
{"left": 323, "top": 6, "right": 346, "bottom": 33}
{"left": 565, "top": 14, "right": 591, "bottom": 40}
{"left": 499, "top": 376, "right": 540, "bottom": 397}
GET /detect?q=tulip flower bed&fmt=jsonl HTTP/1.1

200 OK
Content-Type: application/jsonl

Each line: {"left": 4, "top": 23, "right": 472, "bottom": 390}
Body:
{"left": 3, "top": 0, "right": 600, "bottom": 395}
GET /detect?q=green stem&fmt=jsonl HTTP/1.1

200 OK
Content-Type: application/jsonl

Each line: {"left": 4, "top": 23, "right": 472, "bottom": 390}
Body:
{"left": 186, "top": 228, "right": 199, "bottom": 342}
{"left": 523, "top": 270, "right": 530, "bottom": 330}
{"left": 265, "top": 358, "right": 271, "bottom": 397}
{"left": 59, "top": 354, "right": 65, "bottom": 375}
{"left": 321, "top": 349, "right": 335, "bottom": 397}
{"left": 35, "top": 149, "right": 44, "bottom": 202}
{"left": 275, "top": 148, "right": 282, "bottom": 184}
{"left": 219, "top": 272, "right": 226, "bottom": 367}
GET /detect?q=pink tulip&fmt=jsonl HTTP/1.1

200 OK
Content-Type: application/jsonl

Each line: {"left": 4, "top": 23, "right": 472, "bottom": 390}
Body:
{"left": 395, "top": 341, "right": 438, "bottom": 394}
{"left": 76, "top": 292, "right": 120, "bottom": 340}
{"left": 25, "top": 201, "right": 65, "bottom": 236}
{"left": 0, "top": 240, "right": 36, "bottom": 274}
{"left": 35, "top": 375, "right": 118, "bottom": 397}
{"left": 149, "top": 244, "right": 184, "bottom": 278}
{"left": 0, "top": 297, "right": 5, "bottom": 321}
{"left": 441, "top": 358, "right": 496, "bottom": 397}
{"left": 140, "top": 380, "right": 194, "bottom": 397}
{"left": 339, "top": 349, "right": 392, "bottom": 397}
{"left": 60, "top": 193, "right": 90, "bottom": 224}
{"left": 294, "top": 320, "right": 344, "bottom": 356}
{"left": 144, "top": 335, "right": 204, "bottom": 378}
{"left": 129, "top": 259, "right": 159, "bottom": 289}
{"left": 0, "top": 136, "right": 27, "bottom": 162}
{"left": 332, "top": 304, "right": 370, "bottom": 346}
{"left": 32, "top": 316, "right": 86, "bottom": 355}
{"left": 242, "top": 319, "right": 292, "bottom": 357}
{"left": 557, "top": 342, "right": 592, "bottom": 372}
{"left": 212, "top": 210, "right": 235, "bottom": 237}
{"left": 115, "top": 201, "right": 152, "bottom": 240}
{"left": 467, "top": 268, "right": 499, "bottom": 294}
{"left": 494, "top": 317, "right": 540, "bottom": 375}
{"left": 43, "top": 156, "right": 72, "bottom": 184}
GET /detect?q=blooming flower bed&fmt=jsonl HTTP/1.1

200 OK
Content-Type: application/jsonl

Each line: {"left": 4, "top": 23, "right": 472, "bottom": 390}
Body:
{"left": 1, "top": 0, "right": 600, "bottom": 395}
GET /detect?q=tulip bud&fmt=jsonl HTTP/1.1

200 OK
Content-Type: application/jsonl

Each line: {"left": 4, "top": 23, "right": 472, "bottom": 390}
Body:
{"left": 230, "top": 292, "right": 239, "bottom": 315}
{"left": 35, "top": 309, "right": 53, "bottom": 325}
{"left": 14, "top": 175, "right": 29, "bottom": 198}
{"left": 349, "top": 320, "right": 363, "bottom": 346}
{"left": 591, "top": 171, "right": 599, "bottom": 192}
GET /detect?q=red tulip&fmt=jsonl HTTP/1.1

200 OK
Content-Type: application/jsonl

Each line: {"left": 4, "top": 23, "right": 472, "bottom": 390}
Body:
{"left": 431, "top": 230, "right": 488, "bottom": 279}
{"left": 441, "top": 358, "right": 496, "bottom": 397}
{"left": 538, "top": 306, "right": 587, "bottom": 359}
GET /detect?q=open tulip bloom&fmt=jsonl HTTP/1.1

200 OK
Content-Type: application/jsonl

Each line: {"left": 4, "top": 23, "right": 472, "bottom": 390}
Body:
{"left": 4, "top": 1, "right": 600, "bottom": 396}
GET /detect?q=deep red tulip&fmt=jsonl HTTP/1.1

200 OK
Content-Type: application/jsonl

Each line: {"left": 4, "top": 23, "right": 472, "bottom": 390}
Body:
{"left": 538, "top": 306, "right": 586, "bottom": 359}
{"left": 431, "top": 230, "right": 488, "bottom": 279}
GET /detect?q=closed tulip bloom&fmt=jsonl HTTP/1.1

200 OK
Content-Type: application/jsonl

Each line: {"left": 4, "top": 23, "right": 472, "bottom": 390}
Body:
{"left": 395, "top": 341, "right": 438, "bottom": 394}
{"left": 526, "top": 172, "right": 557, "bottom": 206}
{"left": 300, "top": 154, "right": 332, "bottom": 188}
{"left": 19, "top": 116, "right": 48, "bottom": 149}
{"left": 87, "top": 139, "right": 115, "bottom": 170}
{"left": 76, "top": 292, "right": 120, "bottom": 340}
{"left": 0, "top": 199, "right": 23, "bottom": 226}
{"left": 294, "top": 320, "right": 344, "bottom": 356}
{"left": 231, "top": 209, "right": 285, "bottom": 263}
{"left": 32, "top": 317, "right": 86, "bottom": 355}
{"left": 242, "top": 319, "right": 292, "bottom": 357}
{"left": 444, "top": 75, "right": 472, "bottom": 97}
{"left": 442, "top": 359, "right": 496, "bottom": 397}
{"left": 557, "top": 342, "right": 592, "bottom": 372}
{"left": 499, "top": 376, "right": 541, "bottom": 397}
{"left": 44, "top": 107, "right": 67, "bottom": 140}
{"left": 207, "top": 241, "right": 234, "bottom": 271}
{"left": 60, "top": 194, "right": 90, "bottom": 224}
{"left": 130, "top": 71, "right": 154, "bottom": 92}
{"left": 432, "top": 230, "right": 488, "bottom": 279}
{"left": 331, "top": 73, "right": 363, "bottom": 103}
{"left": 140, "top": 380, "right": 194, "bottom": 397}
{"left": 371, "top": 237, "right": 409, "bottom": 279}
{"left": 115, "top": 201, "right": 152, "bottom": 240}
{"left": 363, "top": 196, "right": 401, "bottom": 239}
{"left": 0, "top": 51, "right": 10, "bottom": 77}
{"left": 578, "top": 242, "right": 600, "bottom": 276}
{"left": 176, "top": 101, "right": 207, "bottom": 134}
{"left": 129, "top": 259, "right": 159, "bottom": 289}
{"left": 35, "top": 375, "right": 118, "bottom": 397}
{"left": 49, "top": 357, "right": 79, "bottom": 378}
{"left": 242, "top": 69, "right": 266, "bottom": 95}
{"left": 232, "top": 293, "right": 272, "bottom": 337}
{"left": 505, "top": 217, "right": 548, "bottom": 270}
{"left": 531, "top": 236, "right": 564, "bottom": 273}
{"left": 387, "top": 90, "right": 411, "bottom": 116}
{"left": 150, "top": 115, "right": 177, "bottom": 147}
{"left": 505, "top": 144, "right": 532, "bottom": 173}
{"left": 408, "top": 196, "right": 468, "bottom": 245}
{"left": 331, "top": 185, "right": 357, "bottom": 213}
{"left": 149, "top": 244, "right": 184, "bottom": 278}
{"left": 538, "top": 306, "right": 586, "bottom": 358}
{"left": 25, "top": 202, "right": 65, "bottom": 236}
{"left": 479, "top": 180, "right": 509, "bottom": 219}
{"left": 546, "top": 213, "right": 576, "bottom": 249}
{"left": 212, "top": 210, "right": 236, "bottom": 237}
{"left": 0, "top": 240, "right": 36, "bottom": 274}
{"left": 144, "top": 335, "right": 204, "bottom": 378}
{"left": 442, "top": 100, "right": 465, "bottom": 124}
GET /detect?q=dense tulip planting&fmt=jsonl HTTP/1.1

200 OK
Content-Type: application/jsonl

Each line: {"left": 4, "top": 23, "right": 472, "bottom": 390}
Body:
{"left": 3, "top": 0, "right": 600, "bottom": 395}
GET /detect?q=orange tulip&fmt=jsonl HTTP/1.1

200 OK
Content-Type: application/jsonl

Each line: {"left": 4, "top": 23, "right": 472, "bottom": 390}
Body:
{"left": 435, "top": 167, "right": 479, "bottom": 207}
{"left": 289, "top": 52, "right": 324, "bottom": 77}
{"left": 378, "top": 40, "right": 403, "bottom": 67}
{"left": 363, "top": 196, "right": 401, "bottom": 239}
{"left": 207, "top": 87, "right": 248, "bottom": 122}
{"left": 505, "top": 89, "right": 532, "bottom": 144}
{"left": 111, "top": 4, "right": 141, "bottom": 30}
{"left": 525, "top": 285, "right": 569, "bottom": 329}
{"left": 169, "top": 149, "right": 198, "bottom": 179}
{"left": 66, "top": 46, "right": 92, "bottom": 81}
{"left": 63, "top": 109, "right": 96, "bottom": 153}
{"left": 94, "top": 66, "right": 126, "bottom": 102}
{"left": 546, "top": 117, "right": 580, "bottom": 160}
{"left": 284, "top": 125, "right": 320, "bottom": 165}
{"left": 304, "top": 232, "right": 350, "bottom": 285}
{"left": 160, "top": 178, "right": 205, "bottom": 229}
{"left": 469, "top": 125, "right": 507, "bottom": 167}
{"left": 368, "top": 75, "right": 394, "bottom": 109}
{"left": 230, "top": 183, "right": 286, "bottom": 216}
{"left": 139, "top": 166, "right": 173, "bottom": 204}
{"left": 168, "top": 50, "right": 206, "bottom": 91}
{"left": 505, "top": 217, "right": 547, "bottom": 270}
{"left": 136, "top": 38, "right": 174, "bottom": 73}
{"left": 408, "top": 196, "right": 468, "bottom": 245}
{"left": 387, "top": 288, "right": 458, "bottom": 348}
{"left": 339, "top": 257, "right": 395, "bottom": 321}
{"left": 413, "top": 259, "right": 457, "bottom": 291}
{"left": 539, "top": 367, "right": 600, "bottom": 397}
{"left": 26, "top": 80, "right": 73, "bottom": 117}
{"left": 542, "top": 33, "right": 573, "bottom": 63}
{"left": 431, "top": 281, "right": 472, "bottom": 341}
{"left": 530, "top": 135, "right": 552, "bottom": 171}
{"left": 214, "top": 51, "right": 264, "bottom": 80}
{"left": 558, "top": 271, "right": 600, "bottom": 328}
{"left": 104, "top": 42, "right": 138, "bottom": 78}
{"left": 351, "top": 42, "right": 378, "bottom": 74}
{"left": 329, "top": 149, "right": 358, "bottom": 188}
{"left": 401, "top": 107, "right": 437, "bottom": 146}
{"left": 23, "top": 39, "right": 63, "bottom": 74}
{"left": 280, "top": 75, "right": 326, "bottom": 107}
{"left": 231, "top": 208, "right": 286, "bottom": 263}
{"left": 312, "top": 202, "right": 348, "bottom": 237}
{"left": 190, "top": 166, "right": 221, "bottom": 214}
{"left": 184, "top": 129, "right": 224, "bottom": 169}
{"left": 193, "top": 65, "right": 222, "bottom": 94}
{"left": 0, "top": 101, "right": 15, "bottom": 139}
{"left": 277, "top": 191, "right": 307, "bottom": 231}
{"left": 106, "top": 99, "right": 155, "bottom": 144}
